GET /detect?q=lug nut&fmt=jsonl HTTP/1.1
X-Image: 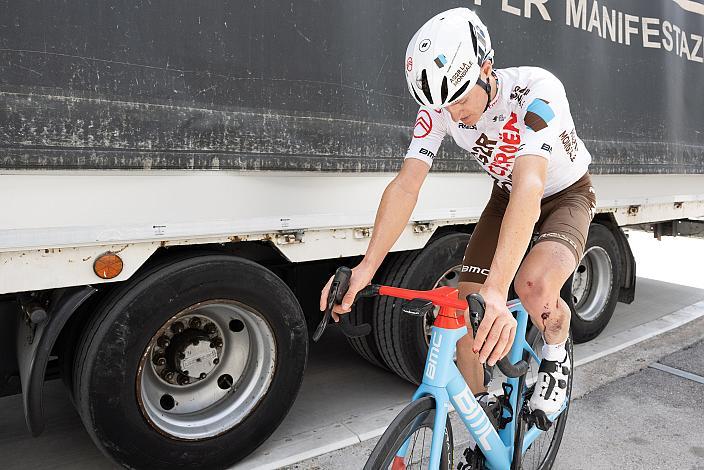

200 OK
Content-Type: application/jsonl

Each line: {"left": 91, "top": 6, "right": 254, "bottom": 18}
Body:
{"left": 189, "top": 317, "right": 202, "bottom": 328}
{"left": 153, "top": 355, "right": 166, "bottom": 367}
{"left": 177, "top": 374, "right": 190, "bottom": 385}
{"left": 199, "top": 373, "right": 207, "bottom": 380}
{"left": 177, "top": 352, "right": 185, "bottom": 360}
{"left": 157, "top": 335, "right": 170, "bottom": 348}
{"left": 171, "top": 321, "right": 185, "bottom": 334}
{"left": 210, "top": 337, "right": 223, "bottom": 348}
{"left": 204, "top": 323, "right": 217, "bottom": 335}
{"left": 213, "top": 358, "right": 219, "bottom": 365}
{"left": 163, "top": 371, "right": 175, "bottom": 382}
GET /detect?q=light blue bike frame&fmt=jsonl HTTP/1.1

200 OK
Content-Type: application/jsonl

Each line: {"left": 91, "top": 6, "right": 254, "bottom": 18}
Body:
{"left": 395, "top": 299, "right": 565, "bottom": 469}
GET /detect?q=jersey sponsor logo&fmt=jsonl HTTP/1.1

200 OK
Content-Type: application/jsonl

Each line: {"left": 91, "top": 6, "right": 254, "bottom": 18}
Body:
{"left": 406, "top": 56, "right": 413, "bottom": 72}
{"left": 541, "top": 143, "right": 553, "bottom": 153}
{"left": 471, "top": 133, "right": 497, "bottom": 165}
{"left": 559, "top": 129, "right": 579, "bottom": 162}
{"left": 509, "top": 85, "right": 530, "bottom": 107}
{"left": 489, "top": 112, "right": 521, "bottom": 178}
{"left": 524, "top": 98, "right": 555, "bottom": 132}
{"left": 414, "top": 110, "right": 433, "bottom": 138}
{"left": 419, "top": 147, "right": 436, "bottom": 159}
{"left": 450, "top": 62, "right": 471, "bottom": 86}
{"left": 492, "top": 114, "right": 506, "bottom": 122}
{"left": 458, "top": 122, "right": 477, "bottom": 130}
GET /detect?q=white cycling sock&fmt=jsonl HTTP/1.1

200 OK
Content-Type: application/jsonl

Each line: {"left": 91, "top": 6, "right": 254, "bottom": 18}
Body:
{"left": 542, "top": 340, "right": 567, "bottom": 361}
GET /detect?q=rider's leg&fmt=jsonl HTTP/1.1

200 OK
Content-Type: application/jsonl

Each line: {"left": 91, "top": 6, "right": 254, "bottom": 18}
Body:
{"left": 515, "top": 172, "right": 596, "bottom": 340}
{"left": 457, "top": 281, "right": 485, "bottom": 394}
{"left": 514, "top": 240, "right": 577, "bottom": 415}
{"left": 514, "top": 240, "right": 576, "bottom": 343}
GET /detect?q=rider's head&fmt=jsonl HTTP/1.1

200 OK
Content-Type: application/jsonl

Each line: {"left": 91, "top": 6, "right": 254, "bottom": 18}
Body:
{"left": 404, "top": 8, "right": 494, "bottom": 125}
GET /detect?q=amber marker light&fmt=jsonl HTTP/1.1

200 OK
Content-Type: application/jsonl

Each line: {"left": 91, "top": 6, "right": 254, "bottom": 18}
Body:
{"left": 93, "top": 252, "right": 124, "bottom": 279}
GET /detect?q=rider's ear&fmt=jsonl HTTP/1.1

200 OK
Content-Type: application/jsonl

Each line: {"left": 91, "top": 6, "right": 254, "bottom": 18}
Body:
{"left": 480, "top": 60, "right": 492, "bottom": 78}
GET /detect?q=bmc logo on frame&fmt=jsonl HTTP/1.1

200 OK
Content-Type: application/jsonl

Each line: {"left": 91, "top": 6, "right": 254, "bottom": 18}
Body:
{"left": 461, "top": 265, "right": 490, "bottom": 276}
{"left": 425, "top": 332, "right": 443, "bottom": 380}
{"left": 453, "top": 386, "right": 494, "bottom": 450}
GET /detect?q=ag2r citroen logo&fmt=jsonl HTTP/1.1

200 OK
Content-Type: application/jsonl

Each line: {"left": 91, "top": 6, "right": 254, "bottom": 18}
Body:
{"left": 414, "top": 110, "right": 432, "bottom": 138}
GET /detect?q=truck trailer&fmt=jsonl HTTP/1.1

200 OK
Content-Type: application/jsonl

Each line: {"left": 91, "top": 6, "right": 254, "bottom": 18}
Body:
{"left": 0, "top": 0, "right": 702, "bottom": 468}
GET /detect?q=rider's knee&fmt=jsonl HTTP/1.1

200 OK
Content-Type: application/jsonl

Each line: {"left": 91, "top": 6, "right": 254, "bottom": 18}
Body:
{"left": 515, "top": 277, "right": 568, "bottom": 323}
{"left": 514, "top": 275, "right": 549, "bottom": 312}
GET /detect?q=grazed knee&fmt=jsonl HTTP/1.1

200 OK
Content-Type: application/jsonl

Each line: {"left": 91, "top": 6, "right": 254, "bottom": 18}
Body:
{"left": 515, "top": 278, "right": 565, "bottom": 333}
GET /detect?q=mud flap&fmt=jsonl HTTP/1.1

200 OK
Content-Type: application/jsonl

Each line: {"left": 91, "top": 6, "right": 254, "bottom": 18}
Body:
{"left": 16, "top": 286, "right": 97, "bottom": 436}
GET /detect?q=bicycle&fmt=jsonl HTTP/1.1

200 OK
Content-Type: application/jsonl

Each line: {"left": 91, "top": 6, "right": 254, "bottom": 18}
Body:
{"left": 314, "top": 266, "right": 573, "bottom": 469}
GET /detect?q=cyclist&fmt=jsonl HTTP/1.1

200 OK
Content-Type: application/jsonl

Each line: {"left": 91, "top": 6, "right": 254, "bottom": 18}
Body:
{"left": 320, "top": 8, "right": 595, "bottom": 422}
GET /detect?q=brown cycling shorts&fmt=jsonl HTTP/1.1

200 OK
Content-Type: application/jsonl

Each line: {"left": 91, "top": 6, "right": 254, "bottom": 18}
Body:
{"left": 458, "top": 172, "right": 597, "bottom": 284}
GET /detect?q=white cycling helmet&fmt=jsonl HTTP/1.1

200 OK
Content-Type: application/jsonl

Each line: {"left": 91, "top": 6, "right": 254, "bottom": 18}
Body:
{"left": 404, "top": 8, "right": 494, "bottom": 109}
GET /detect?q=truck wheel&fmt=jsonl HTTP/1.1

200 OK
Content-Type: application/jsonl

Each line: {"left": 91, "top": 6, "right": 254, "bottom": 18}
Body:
{"left": 374, "top": 232, "right": 470, "bottom": 384}
{"left": 346, "top": 253, "right": 404, "bottom": 370}
{"left": 567, "top": 223, "right": 622, "bottom": 343}
{"left": 72, "top": 254, "right": 307, "bottom": 469}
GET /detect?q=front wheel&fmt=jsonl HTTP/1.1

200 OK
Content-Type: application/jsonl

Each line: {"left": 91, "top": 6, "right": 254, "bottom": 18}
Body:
{"left": 365, "top": 396, "right": 453, "bottom": 470}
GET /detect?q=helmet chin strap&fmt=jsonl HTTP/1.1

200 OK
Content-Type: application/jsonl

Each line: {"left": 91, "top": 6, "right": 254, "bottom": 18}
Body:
{"left": 476, "top": 74, "right": 492, "bottom": 112}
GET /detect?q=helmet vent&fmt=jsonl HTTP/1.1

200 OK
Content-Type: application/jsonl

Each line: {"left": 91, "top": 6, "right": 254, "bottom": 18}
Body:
{"left": 412, "top": 86, "right": 424, "bottom": 105}
{"left": 441, "top": 76, "right": 448, "bottom": 104}
{"left": 420, "top": 69, "right": 433, "bottom": 104}
{"left": 449, "top": 81, "right": 471, "bottom": 103}
{"left": 468, "top": 23, "right": 478, "bottom": 58}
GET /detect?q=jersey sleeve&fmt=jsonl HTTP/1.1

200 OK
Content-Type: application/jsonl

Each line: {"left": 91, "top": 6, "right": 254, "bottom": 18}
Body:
{"left": 404, "top": 106, "right": 447, "bottom": 168}
{"left": 514, "top": 71, "right": 567, "bottom": 161}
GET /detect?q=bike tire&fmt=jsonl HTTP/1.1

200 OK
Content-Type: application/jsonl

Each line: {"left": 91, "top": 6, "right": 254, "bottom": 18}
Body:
{"left": 364, "top": 396, "right": 453, "bottom": 470}
{"left": 512, "top": 325, "right": 573, "bottom": 470}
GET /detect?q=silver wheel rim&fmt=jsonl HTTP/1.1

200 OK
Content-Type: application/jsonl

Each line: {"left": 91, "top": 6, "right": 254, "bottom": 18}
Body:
{"left": 571, "top": 246, "right": 613, "bottom": 322}
{"left": 136, "top": 300, "right": 276, "bottom": 440}
{"left": 424, "top": 265, "right": 462, "bottom": 346}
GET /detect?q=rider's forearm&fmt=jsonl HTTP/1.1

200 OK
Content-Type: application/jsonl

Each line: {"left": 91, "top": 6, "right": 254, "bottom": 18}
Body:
{"left": 360, "top": 180, "right": 418, "bottom": 274}
{"left": 484, "top": 187, "right": 542, "bottom": 296}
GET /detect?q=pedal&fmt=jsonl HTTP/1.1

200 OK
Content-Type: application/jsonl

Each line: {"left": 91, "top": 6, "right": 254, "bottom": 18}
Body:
{"left": 458, "top": 446, "right": 485, "bottom": 470}
{"left": 525, "top": 409, "right": 553, "bottom": 432}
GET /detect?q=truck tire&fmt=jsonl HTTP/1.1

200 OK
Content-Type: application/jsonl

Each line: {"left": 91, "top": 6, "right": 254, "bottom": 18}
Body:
{"left": 72, "top": 254, "right": 307, "bottom": 469}
{"left": 346, "top": 252, "right": 403, "bottom": 370}
{"left": 374, "top": 232, "right": 470, "bottom": 384}
{"left": 567, "top": 223, "right": 622, "bottom": 343}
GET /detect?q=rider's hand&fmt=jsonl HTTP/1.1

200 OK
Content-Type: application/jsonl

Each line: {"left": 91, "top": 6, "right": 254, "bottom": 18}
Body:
{"left": 319, "top": 263, "right": 375, "bottom": 322}
{"left": 472, "top": 286, "right": 517, "bottom": 367}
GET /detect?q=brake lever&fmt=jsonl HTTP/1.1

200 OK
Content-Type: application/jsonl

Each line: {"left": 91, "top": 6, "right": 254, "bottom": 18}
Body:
{"left": 467, "top": 293, "right": 529, "bottom": 378}
{"left": 312, "top": 267, "right": 373, "bottom": 342}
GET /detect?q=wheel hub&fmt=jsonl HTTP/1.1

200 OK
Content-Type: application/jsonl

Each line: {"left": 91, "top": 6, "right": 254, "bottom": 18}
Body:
{"left": 571, "top": 246, "right": 613, "bottom": 322}
{"left": 151, "top": 317, "right": 223, "bottom": 386}
{"left": 137, "top": 300, "right": 277, "bottom": 440}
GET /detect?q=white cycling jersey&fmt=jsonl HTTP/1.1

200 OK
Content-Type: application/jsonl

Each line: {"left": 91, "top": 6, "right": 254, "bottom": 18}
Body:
{"left": 405, "top": 66, "right": 591, "bottom": 197}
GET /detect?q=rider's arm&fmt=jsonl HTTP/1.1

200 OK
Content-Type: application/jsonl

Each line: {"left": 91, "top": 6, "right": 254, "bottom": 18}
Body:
{"left": 482, "top": 155, "right": 548, "bottom": 296}
{"left": 325, "top": 108, "right": 446, "bottom": 314}
{"left": 474, "top": 155, "right": 548, "bottom": 364}
{"left": 359, "top": 158, "right": 430, "bottom": 274}
{"left": 360, "top": 106, "right": 447, "bottom": 274}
